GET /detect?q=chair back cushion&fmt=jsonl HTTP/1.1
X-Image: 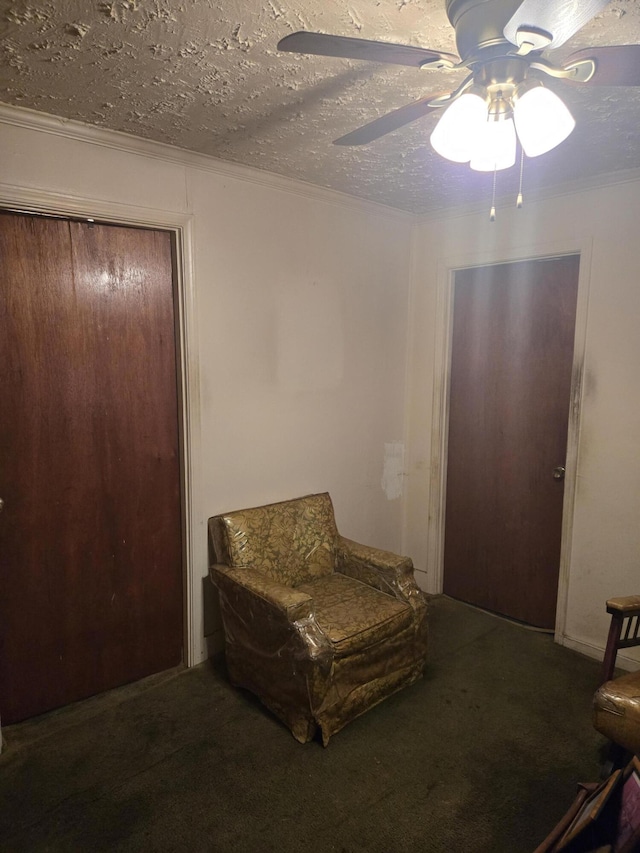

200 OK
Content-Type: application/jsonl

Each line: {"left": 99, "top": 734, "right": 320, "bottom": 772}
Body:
{"left": 211, "top": 493, "right": 339, "bottom": 587}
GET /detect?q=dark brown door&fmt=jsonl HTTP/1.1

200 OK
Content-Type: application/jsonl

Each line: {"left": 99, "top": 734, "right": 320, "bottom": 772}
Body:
{"left": 443, "top": 255, "right": 579, "bottom": 628}
{"left": 0, "top": 212, "right": 183, "bottom": 724}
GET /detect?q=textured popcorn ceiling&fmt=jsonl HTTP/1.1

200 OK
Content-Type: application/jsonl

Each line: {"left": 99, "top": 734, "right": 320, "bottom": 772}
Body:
{"left": 1, "top": 0, "right": 640, "bottom": 214}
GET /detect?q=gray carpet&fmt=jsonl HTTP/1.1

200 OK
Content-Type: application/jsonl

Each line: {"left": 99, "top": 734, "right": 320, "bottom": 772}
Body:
{"left": 0, "top": 596, "right": 605, "bottom": 852}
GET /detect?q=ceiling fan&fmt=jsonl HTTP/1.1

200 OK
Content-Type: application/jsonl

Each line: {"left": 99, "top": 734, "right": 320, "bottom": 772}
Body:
{"left": 278, "top": 0, "right": 640, "bottom": 173}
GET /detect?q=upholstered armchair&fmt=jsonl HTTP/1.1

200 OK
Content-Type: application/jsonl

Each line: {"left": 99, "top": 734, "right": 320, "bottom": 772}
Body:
{"left": 208, "top": 493, "right": 428, "bottom": 745}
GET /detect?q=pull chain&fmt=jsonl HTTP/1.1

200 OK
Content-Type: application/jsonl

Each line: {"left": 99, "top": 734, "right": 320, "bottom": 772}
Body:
{"left": 516, "top": 146, "right": 524, "bottom": 209}
{"left": 490, "top": 166, "right": 497, "bottom": 222}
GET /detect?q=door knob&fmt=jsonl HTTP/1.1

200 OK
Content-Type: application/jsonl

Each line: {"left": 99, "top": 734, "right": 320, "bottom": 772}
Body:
{"left": 0, "top": 497, "right": 4, "bottom": 511}
{"left": 553, "top": 467, "right": 565, "bottom": 480}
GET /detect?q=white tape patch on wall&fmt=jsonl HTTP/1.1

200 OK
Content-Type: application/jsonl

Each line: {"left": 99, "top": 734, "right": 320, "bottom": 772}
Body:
{"left": 381, "top": 441, "right": 405, "bottom": 501}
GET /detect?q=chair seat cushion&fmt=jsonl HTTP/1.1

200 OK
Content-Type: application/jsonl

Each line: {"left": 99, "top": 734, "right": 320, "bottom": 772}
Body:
{"left": 593, "top": 670, "right": 640, "bottom": 755}
{"left": 297, "top": 573, "right": 413, "bottom": 657}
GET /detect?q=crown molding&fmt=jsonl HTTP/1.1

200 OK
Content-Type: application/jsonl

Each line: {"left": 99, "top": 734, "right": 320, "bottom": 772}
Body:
{"left": 4, "top": 102, "right": 637, "bottom": 227}
{"left": 0, "top": 103, "right": 413, "bottom": 225}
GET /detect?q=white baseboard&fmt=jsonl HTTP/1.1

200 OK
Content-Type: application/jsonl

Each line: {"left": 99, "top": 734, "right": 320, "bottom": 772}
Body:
{"left": 559, "top": 635, "right": 640, "bottom": 673}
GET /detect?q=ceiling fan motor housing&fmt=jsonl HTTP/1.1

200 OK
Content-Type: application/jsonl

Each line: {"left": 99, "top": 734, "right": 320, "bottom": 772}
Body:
{"left": 478, "top": 57, "right": 528, "bottom": 88}
{"left": 446, "top": 0, "right": 526, "bottom": 62}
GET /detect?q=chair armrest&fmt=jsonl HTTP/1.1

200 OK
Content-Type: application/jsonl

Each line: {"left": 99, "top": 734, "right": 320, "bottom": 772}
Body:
{"left": 606, "top": 595, "right": 640, "bottom": 616}
{"left": 211, "top": 563, "right": 312, "bottom": 621}
{"left": 210, "top": 564, "right": 332, "bottom": 666}
{"left": 336, "top": 536, "right": 426, "bottom": 610}
{"left": 600, "top": 594, "right": 640, "bottom": 684}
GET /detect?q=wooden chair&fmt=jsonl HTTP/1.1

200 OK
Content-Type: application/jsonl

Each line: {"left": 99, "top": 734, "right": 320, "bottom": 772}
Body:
{"left": 593, "top": 595, "right": 640, "bottom": 761}
{"left": 534, "top": 601, "right": 640, "bottom": 852}
{"left": 599, "top": 596, "right": 640, "bottom": 684}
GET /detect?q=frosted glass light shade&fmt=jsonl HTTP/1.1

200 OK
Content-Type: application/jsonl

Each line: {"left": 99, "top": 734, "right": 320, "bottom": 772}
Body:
{"left": 470, "top": 116, "right": 517, "bottom": 172}
{"left": 430, "top": 93, "right": 487, "bottom": 163}
{"left": 514, "top": 85, "right": 575, "bottom": 157}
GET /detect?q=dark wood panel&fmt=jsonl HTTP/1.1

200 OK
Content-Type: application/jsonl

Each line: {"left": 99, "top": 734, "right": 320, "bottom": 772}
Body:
{"left": 443, "top": 256, "right": 580, "bottom": 628}
{"left": 0, "top": 213, "right": 183, "bottom": 723}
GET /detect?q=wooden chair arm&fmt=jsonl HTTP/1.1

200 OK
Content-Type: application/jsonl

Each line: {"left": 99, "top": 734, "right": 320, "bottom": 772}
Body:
{"left": 600, "top": 594, "right": 640, "bottom": 684}
{"left": 606, "top": 595, "right": 640, "bottom": 616}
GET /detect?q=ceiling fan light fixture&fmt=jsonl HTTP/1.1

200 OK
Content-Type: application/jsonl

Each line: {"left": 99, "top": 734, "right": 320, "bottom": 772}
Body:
{"left": 470, "top": 115, "right": 517, "bottom": 172}
{"left": 430, "top": 90, "right": 487, "bottom": 162}
{"left": 513, "top": 82, "right": 575, "bottom": 157}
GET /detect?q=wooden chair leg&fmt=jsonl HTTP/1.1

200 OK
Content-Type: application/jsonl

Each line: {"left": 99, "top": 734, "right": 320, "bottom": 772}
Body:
{"left": 600, "top": 612, "right": 623, "bottom": 684}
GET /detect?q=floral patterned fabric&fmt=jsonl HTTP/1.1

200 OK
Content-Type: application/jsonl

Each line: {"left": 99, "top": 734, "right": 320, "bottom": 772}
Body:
{"left": 212, "top": 493, "right": 339, "bottom": 587}
{"left": 208, "top": 493, "right": 428, "bottom": 744}
{"left": 297, "top": 573, "right": 412, "bottom": 656}
{"left": 337, "top": 536, "right": 428, "bottom": 615}
{"left": 213, "top": 563, "right": 315, "bottom": 623}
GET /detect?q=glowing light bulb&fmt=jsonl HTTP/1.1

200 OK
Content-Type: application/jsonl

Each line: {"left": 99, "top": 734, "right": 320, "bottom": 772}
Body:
{"left": 514, "top": 85, "right": 575, "bottom": 157}
{"left": 430, "top": 92, "right": 488, "bottom": 163}
{"left": 470, "top": 116, "right": 517, "bottom": 172}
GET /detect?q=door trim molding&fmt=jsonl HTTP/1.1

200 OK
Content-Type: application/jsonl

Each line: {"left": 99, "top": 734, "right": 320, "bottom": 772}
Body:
{"left": 0, "top": 183, "right": 204, "bottom": 668}
{"left": 427, "top": 237, "right": 593, "bottom": 642}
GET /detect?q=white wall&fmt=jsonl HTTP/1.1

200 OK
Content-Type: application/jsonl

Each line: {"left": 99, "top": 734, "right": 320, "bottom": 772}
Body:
{"left": 0, "top": 108, "right": 413, "bottom": 664}
{"left": 404, "top": 178, "right": 640, "bottom": 668}
{"left": 188, "top": 167, "right": 411, "bottom": 541}
{"left": 2, "top": 105, "right": 638, "bottom": 677}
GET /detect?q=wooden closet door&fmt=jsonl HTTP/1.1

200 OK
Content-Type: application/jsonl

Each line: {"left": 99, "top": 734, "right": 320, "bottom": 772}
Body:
{"left": 443, "top": 255, "right": 579, "bottom": 629}
{"left": 0, "top": 212, "right": 183, "bottom": 723}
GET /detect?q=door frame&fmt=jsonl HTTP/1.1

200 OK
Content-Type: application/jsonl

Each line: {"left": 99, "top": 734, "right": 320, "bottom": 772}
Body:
{"left": 0, "top": 185, "right": 204, "bottom": 669}
{"left": 427, "top": 237, "right": 593, "bottom": 641}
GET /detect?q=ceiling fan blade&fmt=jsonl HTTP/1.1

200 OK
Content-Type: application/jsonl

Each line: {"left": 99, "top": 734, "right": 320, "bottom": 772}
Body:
{"left": 333, "top": 95, "right": 449, "bottom": 146}
{"left": 563, "top": 45, "right": 640, "bottom": 86}
{"left": 278, "top": 31, "right": 459, "bottom": 69}
{"left": 504, "top": 0, "right": 610, "bottom": 50}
